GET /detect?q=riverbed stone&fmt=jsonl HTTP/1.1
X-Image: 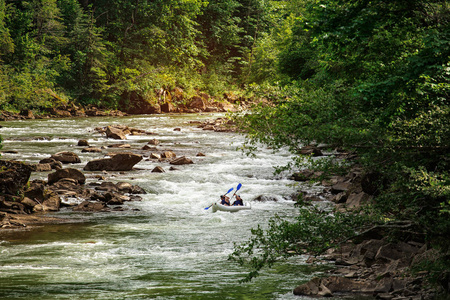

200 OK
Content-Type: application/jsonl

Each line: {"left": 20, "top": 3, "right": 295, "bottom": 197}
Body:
{"left": 116, "top": 182, "right": 133, "bottom": 193}
{"left": 21, "top": 197, "right": 38, "bottom": 210}
{"left": 51, "top": 151, "right": 81, "bottom": 164}
{"left": 106, "top": 125, "right": 127, "bottom": 140}
{"left": 169, "top": 156, "right": 193, "bottom": 165}
{"left": 147, "top": 139, "right": 160, "bottom": 145}
{"left": 84, "top": 153, "right": 142, "bottom": 171}
{"left": 0, "top": 198, "right": 27, "bottom": 214}
{"left": 35, "top": 163, "right": 52, "bottom": 172}
{"left": 78, "top": 139, "right": 89, "bottom": 146}
{"left": 24, "top": 180, "right": 46, "bottom": 202}
{"left": 39, "top": 158, "right": 62, "bottom": 170}
{"left": 161, "top": 151, "right": 176, "bottom": 159}
{"left": 95, "top": 181, "right": 119, "bottom": 192}
{"left": 73, "top": 201, "right": 108, "bottom": 212}
{"left": 48, "top": 168, "right": 86, "bottom": 185}
{"left": 41, "top": 193, "right": 61, "bottom": 211}
{"left": 152, "top": 166, "right": 165, "bottom": 173}
{"left": 150, "top": 153, "right": 161, "bottom": 159}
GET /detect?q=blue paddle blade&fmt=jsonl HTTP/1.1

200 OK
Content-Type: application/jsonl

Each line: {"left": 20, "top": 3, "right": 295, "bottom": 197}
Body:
{"left": 226, "top": 187, "right": 233, "bottom": 194}
{"left": 236, "top": 183, "right": 242, "bottom": 191}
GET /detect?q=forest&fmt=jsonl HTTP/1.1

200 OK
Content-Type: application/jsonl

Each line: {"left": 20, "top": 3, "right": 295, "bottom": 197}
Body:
{"left": 0, "top": 0, "right": 282, "bottom": 112}
{"left": 1, "top": 0, "right": 449, "bottom": 294}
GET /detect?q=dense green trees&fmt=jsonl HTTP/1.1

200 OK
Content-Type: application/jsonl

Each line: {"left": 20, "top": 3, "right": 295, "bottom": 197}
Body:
{"left": 0, "top": 0, "right": 278, "bottom": 111}
{"left": 232, "top": 0, "right": 450, "bottom": 288}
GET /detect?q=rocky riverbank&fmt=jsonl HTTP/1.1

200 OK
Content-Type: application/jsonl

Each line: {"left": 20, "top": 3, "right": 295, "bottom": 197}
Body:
{"left": 0, "top": 114, "right": 240, "bottom": 231}
{"left": 0, "top": 89, "right": 253, "bottom": 122}
{"left": 0, "top": 119, "right": 189, "bottom": 229}
{"left": 0, "top": 158, "right": 147, "bottom": 229}
{"left": 290, "top": 150, "right": 446, "bottom": 299}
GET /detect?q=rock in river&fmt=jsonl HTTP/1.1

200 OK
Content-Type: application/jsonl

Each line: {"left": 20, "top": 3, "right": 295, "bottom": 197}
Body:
{"left": 0, "top": 160, "right": 33, "bottom": 195}
{"left": 50, "top": 151, "right": 81, "bottom": 164}
{"left": 48, "top": 168, "right": 86, "bottom": 185}
{"left": 84, "top": 153, "right": 142, "bottom": 171}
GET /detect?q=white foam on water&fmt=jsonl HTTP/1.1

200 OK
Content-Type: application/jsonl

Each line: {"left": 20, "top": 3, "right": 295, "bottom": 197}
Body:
{"left": 0, "top": 114, "right": 324, "bottom": 299}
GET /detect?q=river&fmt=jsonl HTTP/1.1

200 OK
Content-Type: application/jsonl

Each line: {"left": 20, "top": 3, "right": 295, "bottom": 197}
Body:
{"left": 0, "top": 113, "right": 327, "bottom": 299}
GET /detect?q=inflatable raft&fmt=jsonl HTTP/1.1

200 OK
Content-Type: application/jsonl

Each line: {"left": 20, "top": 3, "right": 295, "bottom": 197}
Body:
{"left": 211, "top": 202, "right": 251, "bottom": 213}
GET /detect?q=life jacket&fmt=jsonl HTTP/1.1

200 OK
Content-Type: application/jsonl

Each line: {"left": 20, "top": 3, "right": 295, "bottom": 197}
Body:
{"left": 232, "top": 200, "right": 243, "bottom": 206}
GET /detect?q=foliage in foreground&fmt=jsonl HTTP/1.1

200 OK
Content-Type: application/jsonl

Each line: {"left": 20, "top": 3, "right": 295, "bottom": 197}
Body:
{"left": 232, "top": 0, "right": 450, "bottom": 287}
{"left": 229, "top": 206, "right": 377, "bottom": 282}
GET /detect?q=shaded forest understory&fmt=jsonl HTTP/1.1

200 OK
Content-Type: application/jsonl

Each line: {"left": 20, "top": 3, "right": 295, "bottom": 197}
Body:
{"left": 1, "top": 0, "right": 449, "bottom": 297}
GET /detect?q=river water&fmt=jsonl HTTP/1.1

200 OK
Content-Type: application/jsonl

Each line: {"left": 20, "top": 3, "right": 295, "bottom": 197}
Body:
{"left": 0, "top": 113, "right": 327, "bottom": 299}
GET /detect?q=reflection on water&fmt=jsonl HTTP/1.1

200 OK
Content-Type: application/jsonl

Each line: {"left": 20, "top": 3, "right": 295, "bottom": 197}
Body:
{"left": 0, "top": 114, "right": 329, "bottom": 299}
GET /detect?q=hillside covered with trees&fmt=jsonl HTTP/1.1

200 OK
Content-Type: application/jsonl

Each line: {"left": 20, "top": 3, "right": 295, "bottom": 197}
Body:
{"left": 0, "top": 0, "right": 280, "bottom": 112}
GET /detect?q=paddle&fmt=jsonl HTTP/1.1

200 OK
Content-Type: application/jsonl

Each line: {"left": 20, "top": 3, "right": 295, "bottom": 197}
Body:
{"left": 205, "top": 187, "right": 234, "bottom": 210}
{"left": 230, "top": 183, "right": 242, "bottom": 202}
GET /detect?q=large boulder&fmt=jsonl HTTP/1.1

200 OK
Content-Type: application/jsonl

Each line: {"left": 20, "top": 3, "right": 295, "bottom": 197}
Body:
{"left": 106, "top": 125, "right": 127, "bottom": 140}
{"left": 0, "top": 160, "right": 33, "bottom": 195}
{"left": 48, "top": 168, "right": 86, "bottom": 185}
{"left": 51, "top": 151, "right": 81, "bottom": 164}
{"left": 83, "top": 153, "right": 142, "bottom": 171}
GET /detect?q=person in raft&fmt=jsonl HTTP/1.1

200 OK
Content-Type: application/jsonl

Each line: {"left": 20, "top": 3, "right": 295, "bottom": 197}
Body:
{"left": 232, "top": 195, "right": 243, "bottom": 206}
{"left": 220, "top": 195, "right": 230, "bottom": 206}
